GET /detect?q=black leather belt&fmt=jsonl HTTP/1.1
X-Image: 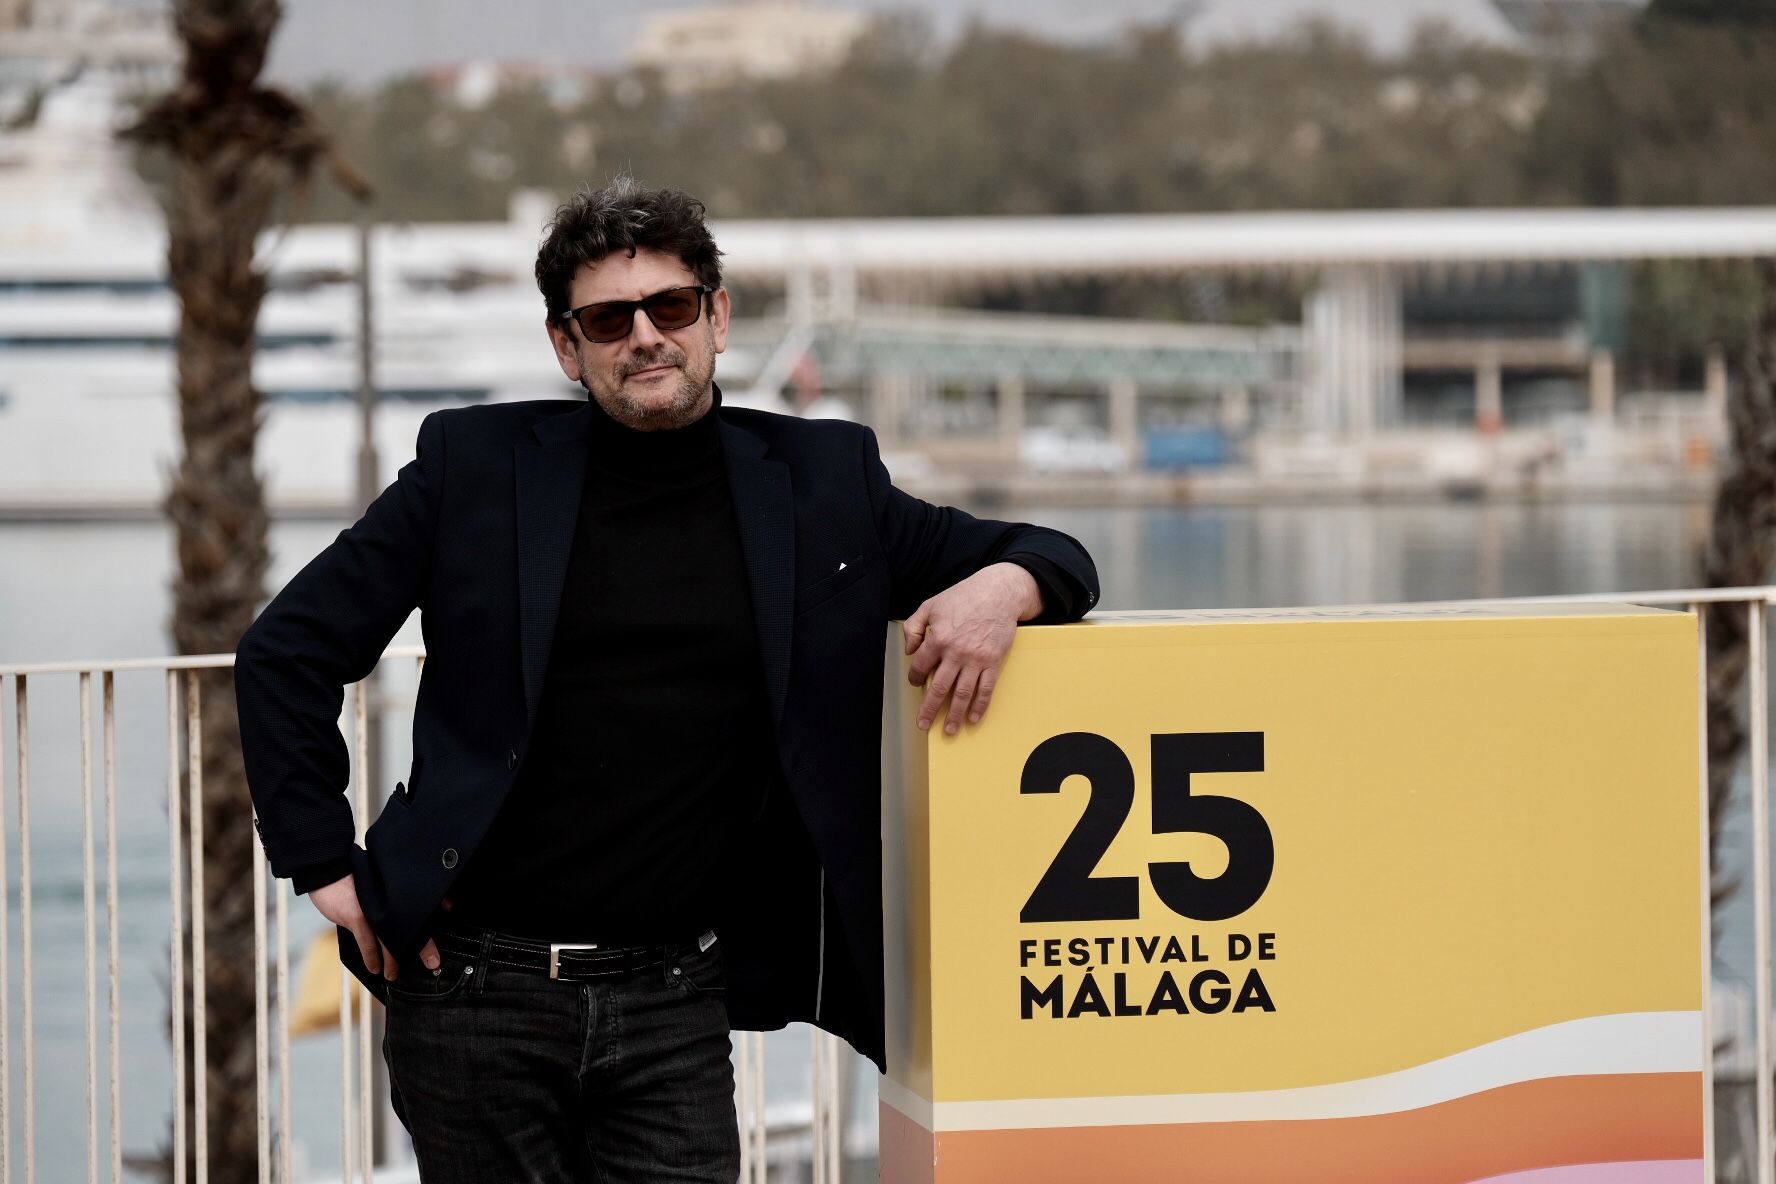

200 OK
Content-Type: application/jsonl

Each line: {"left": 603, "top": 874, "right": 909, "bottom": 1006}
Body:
{"left": 430, "top": 922, "right": 713, "bottom": 982}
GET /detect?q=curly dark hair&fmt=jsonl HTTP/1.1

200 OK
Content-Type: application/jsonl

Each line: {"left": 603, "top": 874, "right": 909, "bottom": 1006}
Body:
{"left": 533, "top": 177, "right": 725, "bottom": 321}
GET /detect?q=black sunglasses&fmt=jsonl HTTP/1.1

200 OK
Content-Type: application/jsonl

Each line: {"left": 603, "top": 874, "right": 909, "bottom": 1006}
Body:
{"left": 560, "top": 284, "right": 714, "bottom": 344}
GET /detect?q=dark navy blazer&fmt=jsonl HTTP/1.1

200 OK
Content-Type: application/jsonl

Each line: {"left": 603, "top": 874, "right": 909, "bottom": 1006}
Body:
{"left": 234, "top": 396, "right": 1098, "bottom": 1066}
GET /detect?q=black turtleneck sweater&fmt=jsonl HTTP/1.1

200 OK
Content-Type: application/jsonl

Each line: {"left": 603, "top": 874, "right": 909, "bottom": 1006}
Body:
{"left": 444, "top": 388, "right": 772, "bottom": 943}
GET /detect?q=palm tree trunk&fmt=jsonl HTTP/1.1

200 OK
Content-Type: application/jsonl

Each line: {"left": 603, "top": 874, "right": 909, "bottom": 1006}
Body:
{"left": 123, "top": 4, "right": 363, "bottom": 1178}
{"left": 1700, "top": 259, "right": 1776, "bottom": 918}
{"left": 162, "top": 155, "right": 277, "bottom": 1183}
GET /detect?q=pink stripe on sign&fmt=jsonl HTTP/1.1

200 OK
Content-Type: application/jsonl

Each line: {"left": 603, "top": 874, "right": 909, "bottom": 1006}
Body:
{"left": 1468, "top": 1162, "right": 1704, "bottom": 1184}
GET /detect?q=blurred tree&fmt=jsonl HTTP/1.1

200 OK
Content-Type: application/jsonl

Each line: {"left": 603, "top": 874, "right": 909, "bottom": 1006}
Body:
{"left": 121, "top": 2, "right": 366, "bottom": 1180}
{"left": 1628, "top": 261, "right": 1766, "bottom": 386}
{"left": 267, "top": 13, "right": 1559, "bottom": 226}
{"left": 1526, "top": 24, "right": 1776, "bottom": 207}
{"left": 248, "top": 8, "right": 1776, "bottom": 231}
{"left": 1642, "top": 0, "right": 1776, "bottom": 28}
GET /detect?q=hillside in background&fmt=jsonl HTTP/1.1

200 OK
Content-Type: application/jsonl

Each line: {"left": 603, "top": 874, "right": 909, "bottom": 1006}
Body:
{"left": 242, "top": 9, "right": 1775, "bottom": 224}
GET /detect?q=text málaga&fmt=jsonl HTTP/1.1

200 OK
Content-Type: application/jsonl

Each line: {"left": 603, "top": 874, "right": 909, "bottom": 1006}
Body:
{"left": 1020, "top": 967, "right": 1275, "bottom": 1019}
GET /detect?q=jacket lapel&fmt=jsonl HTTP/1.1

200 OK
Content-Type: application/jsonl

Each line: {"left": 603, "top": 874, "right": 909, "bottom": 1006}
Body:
{"left": 721, "top": 418, "right": 794, "bottom": 729}
{"left": 514, "top": 405, "right": 591, "bottom": 724}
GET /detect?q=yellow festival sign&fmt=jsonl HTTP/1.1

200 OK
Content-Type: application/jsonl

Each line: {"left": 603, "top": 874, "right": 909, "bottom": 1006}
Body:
{"left": 880, "top": 603, "right": 1703, "bottom": 1184}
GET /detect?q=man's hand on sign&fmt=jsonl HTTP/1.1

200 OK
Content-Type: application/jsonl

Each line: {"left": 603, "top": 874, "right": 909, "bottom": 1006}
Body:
{"left": 309, "top": 872, "right": 443, "bottom": 981}
{"left": 903, "top": 561, "right": 1044, "bottom": 735}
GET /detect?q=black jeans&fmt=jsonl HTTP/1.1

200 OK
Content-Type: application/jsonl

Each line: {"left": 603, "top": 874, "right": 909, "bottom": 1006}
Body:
{"left": 381, "top": 932, "right": 739, "bottom": 1183}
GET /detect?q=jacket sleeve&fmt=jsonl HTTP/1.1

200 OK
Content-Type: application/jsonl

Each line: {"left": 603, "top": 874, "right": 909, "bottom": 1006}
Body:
{"left": 997, "top": 552, "right": 1087, "bottom": 625}
{"left": 861, "top": 425, "right": 1098, "bottom": 622}
{"left": 234, "top": 411, "right": 446, "bottom": 879}
{"left": 289, "top": 854, "right": 354, "bottom": 896}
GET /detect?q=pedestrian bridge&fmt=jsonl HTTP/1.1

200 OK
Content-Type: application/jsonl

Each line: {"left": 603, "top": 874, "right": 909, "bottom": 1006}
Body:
{"left": 729, "top": 310, "right": 1299, "bottom": 391}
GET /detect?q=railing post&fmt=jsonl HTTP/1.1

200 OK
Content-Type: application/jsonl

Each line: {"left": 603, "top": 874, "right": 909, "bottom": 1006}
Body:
{"left": 736, "top": 1030, "right": 752, "bottom": 1183}
{"left": 740, "top": 1030, "right": 765, "bottom": 1184}
{"left": 166, "top": 669, "right": 187, "bottom": 1184}
{"left": 253, "top": 829, "right": 270, "bottom": 1184}
{"left": 79, "top": 671, "right": 98, "bottom": 1184}
{"left": 103, "top": 670, "right": 123, "bottom": 1184}
{"left": 186, "top": 672, "right": 209, "bottom": 1184}
{"left": 811, "top": 1027, "right": 824, "bottom": 1184}
{"left": 339, "top": 954, "right": 355, "bottom": 1184}
{"left": 355, "top": 678, "right": 375, "bottom": 1182}
{"left": 17, "top": 674, "right": 36, "bottom": 1184}
{"left": 754, "top": 1031, "right": 766, "bottom": 1184}
{"left": 1751, "top": 599, "right": 1773, "bottom": 1184}
{"left": 815, "top": 1027, "right": 842, "bottom": 1184}
{"left": 276, "top": 880, "right": 292, "bottom": 1184}
{"left": 338, "top": 686, "right": 355, "bottom": 1184}
{"left": 1, "top": 674, "right": 11, "bottom": 1184}
{"left": 1694, "top": 609, "right": 1715, "bottom": 1178}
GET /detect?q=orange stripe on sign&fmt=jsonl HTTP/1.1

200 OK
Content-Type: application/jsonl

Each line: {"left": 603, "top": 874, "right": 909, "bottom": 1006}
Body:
{"left": 888, "top": 1074, "right": 1701, "bottom": 1184}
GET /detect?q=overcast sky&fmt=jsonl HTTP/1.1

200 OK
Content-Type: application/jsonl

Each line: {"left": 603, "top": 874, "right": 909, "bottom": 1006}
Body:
{"left": 264, "top": 0, "right": 1517, "bottom": 88}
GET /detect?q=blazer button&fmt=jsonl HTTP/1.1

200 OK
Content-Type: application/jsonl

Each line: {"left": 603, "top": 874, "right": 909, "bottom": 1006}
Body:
{"left": 507, "top": 749, "right": 519, "bottom": 771}
{"left": 441, "top": 848, "right": 459, "bottom": 869}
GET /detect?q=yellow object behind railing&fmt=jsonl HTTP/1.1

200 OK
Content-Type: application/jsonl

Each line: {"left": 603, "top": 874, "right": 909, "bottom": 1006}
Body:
{"left": 288, "top": 929, "right": 365, "bottom": 1037}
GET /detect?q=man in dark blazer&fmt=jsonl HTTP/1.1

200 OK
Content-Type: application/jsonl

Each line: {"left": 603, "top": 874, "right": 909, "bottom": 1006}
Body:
{"left": 235, "top": 179, "right": 1097, "bottom": 1182}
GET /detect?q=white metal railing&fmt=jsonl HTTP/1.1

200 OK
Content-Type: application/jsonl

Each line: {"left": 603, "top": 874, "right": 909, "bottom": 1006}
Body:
{"left": 0, "top": 647, "right": 853, "bottom": 1184}
{"left": 1, "top": 587, "right": 1771, "bottom": 1182}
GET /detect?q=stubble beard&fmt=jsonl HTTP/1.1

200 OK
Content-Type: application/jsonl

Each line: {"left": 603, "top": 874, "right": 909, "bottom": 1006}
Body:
{"left": 582, "top": 341, "right": 716, "bottom": 432}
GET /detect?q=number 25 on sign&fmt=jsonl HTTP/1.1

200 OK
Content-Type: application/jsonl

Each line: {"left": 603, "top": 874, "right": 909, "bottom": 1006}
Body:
{"left": 1020, "top": 731, "right": 1274, "bottom": 924}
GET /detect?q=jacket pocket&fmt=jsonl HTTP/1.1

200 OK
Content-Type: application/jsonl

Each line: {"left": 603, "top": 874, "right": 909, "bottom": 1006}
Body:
{"left": 796, "top": 555, "right": 867, "bottom": 613}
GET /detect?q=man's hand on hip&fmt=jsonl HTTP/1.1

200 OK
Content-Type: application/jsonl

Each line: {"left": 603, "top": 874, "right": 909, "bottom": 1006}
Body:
{"left": 309, "top": 872, "right": 441, "bottom": 981}
{"left": 902, "top": 561, "right": 1043, "bottom": 735}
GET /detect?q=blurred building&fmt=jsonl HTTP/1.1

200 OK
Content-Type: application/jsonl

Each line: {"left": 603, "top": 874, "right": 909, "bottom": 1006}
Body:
{"left": 0, "top": 0, "right": 173, "bottom": 217}
{"left": 628, "top": 0, "right": 870, "bottom": 93}
{"left": 1491, "top": 0, "right": 1649, "bottom": 54}
{"left": 0, "top": 0, "right": 176, "bottom": 130}
{"left": 0, "top": 0, "right": 175, "bottom": 60}
{"left": 424, "top": 59, "right": 600, "bottom": 111}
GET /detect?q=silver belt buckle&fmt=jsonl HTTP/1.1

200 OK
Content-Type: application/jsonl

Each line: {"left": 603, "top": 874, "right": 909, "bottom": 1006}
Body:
{"left": 549, "top": 942, "right": 598, "bottom": 980}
